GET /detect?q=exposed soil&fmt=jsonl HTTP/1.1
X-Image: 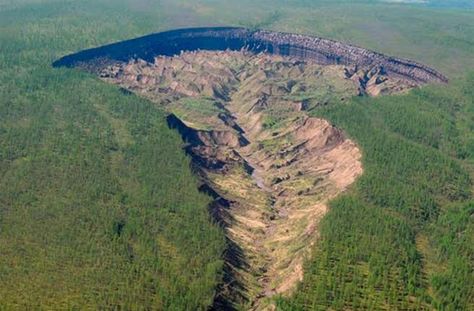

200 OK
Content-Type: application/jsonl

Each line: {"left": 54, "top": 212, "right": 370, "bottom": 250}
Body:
{"left": 54, "top": 27, "right": 447, "bottom": 309}
{"left": 54, "top": 27, "right": 448, "bottom": 86}
{"left": 96, "top": 50, "right": 367, "bottom": 310}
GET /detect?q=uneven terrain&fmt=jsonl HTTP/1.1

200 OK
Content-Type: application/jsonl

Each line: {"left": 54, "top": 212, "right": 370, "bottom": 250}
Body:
{"left": 1, "top": 0, "right": 471, "bottom": 308}
{"left": 53, "top": 25, "right": 451, "bottom": 310}
{"left": 54, "top": 27, "right": 447, "bottom": 85}
{"left": 94, "top": 49, "right": 437, "bottom": 309}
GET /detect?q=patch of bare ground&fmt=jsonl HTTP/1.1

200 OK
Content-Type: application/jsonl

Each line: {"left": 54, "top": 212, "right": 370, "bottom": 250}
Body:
{"left": 96, "top": 50, "right": 412, "bottom": 310}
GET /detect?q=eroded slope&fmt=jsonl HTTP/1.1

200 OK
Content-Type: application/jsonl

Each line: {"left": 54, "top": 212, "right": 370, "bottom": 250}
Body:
{"left": 54, "top": 27, "right": 448, "bottom": 88}
{"left": 96, "top": 50, "right": 366, "bottom": 309}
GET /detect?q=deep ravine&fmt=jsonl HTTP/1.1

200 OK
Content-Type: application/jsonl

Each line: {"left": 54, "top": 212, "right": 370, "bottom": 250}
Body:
{"left": 95, "top": 51, "right": 364, "bottom": 309}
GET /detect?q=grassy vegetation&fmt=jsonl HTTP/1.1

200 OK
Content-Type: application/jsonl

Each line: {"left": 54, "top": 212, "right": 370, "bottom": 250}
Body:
{"left": 170, "top": 97, "right": 224, "bottom": 130}
{"left": 0, "top": 0, "right": 473, "bottom": 309}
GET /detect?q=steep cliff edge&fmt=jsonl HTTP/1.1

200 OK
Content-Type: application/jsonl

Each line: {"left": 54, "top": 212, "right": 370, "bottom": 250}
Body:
{"left": 54, "top": 27, "right": 447, "bottom": 86}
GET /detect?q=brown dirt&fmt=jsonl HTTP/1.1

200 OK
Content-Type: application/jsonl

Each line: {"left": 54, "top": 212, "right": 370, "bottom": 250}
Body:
{"left": 98, "top": 50, "right": 369, "bottom": 310}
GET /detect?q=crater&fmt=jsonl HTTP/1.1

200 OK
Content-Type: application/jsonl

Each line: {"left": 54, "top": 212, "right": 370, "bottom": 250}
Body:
{"left": 54, "top": 27, "right": 447, "bottom": 310}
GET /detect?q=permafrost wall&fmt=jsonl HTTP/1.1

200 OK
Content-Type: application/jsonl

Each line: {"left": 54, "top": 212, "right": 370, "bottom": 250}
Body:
{"left": 54, "top": 27, "right": 447, "bottom": 84}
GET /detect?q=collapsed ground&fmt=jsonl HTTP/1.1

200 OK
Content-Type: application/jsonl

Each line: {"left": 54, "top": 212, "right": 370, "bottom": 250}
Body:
{"left": 93, "top": 50, "right": 433, "bottom": 309}
{"left": 0, "top": 2, "right": 470, "bottom": 309}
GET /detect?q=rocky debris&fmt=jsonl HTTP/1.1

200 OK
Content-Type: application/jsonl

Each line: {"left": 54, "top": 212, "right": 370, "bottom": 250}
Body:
{"left": 343, "top": 65, "right": 418, "bottom": 96}
{"left": 96, "top": 50, "right": 365, "bottom": 310}
{"left": 52, "top": 27, "right": 449, "bottom": 311}
{"left": 100, "top": 49, "right": 420, "bottom": 99}
{"left": 55, "top": 27, "right": 448, "bottom": 88}
{"left": 250, "top": 29, "right": 447, "bottom": 83}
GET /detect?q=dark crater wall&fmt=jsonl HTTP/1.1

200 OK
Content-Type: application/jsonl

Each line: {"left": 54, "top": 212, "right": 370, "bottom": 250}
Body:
{"left": 53, "top": 27, "right": 447, "bottom": 84}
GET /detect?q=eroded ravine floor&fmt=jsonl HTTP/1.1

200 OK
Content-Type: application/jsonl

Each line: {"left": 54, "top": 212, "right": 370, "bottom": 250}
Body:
{"left": 96, "top": 50, "right": 397, "bottom": 309}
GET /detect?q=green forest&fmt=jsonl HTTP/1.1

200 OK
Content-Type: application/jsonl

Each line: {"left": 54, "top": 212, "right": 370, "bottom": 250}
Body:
{"left": 278, "top": 75, "right": 474, "bottom": 310}
{"left": 0, "top": 2, "right": 225, "bottom": 309}
{"left": 0, "top": 0, "right": 473, "bottom": 310}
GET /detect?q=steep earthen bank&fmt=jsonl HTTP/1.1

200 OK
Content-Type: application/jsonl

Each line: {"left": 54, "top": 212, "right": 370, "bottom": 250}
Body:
{"left": 54, "top": 27, "right": 447, "bottom": 86}
{"left": 95, "top": 51, "right": 364, "bottom": 310}
{"left": 53, "top": 28, "right": 447, "bottom": 310}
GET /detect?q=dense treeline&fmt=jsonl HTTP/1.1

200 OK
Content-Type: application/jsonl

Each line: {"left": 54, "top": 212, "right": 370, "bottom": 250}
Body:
{"left": 279, "top": 76, "right": 474, "bottom": 310}
{"left": 430, "top": 202, "right": 473, "bottom": 310}
{"left": 0, "top": 1, "right": 225, "bottom": 309}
